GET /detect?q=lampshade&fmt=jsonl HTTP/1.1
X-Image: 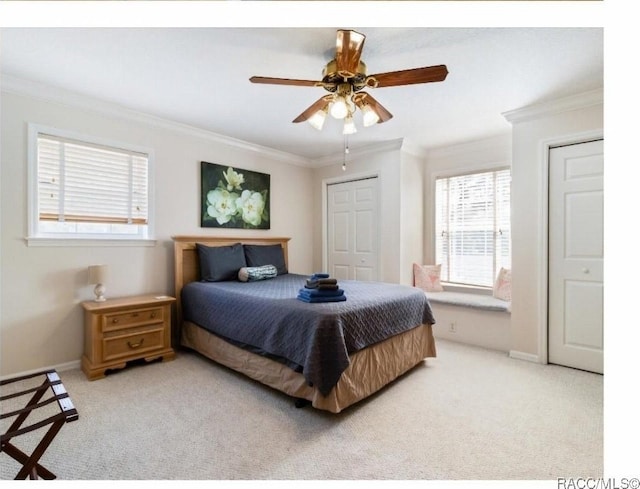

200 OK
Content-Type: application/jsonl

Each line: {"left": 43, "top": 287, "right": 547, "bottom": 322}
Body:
{"left": 342, "top": 115, "right": 357, "bottom": 135}
{"left": 360, "top": 104, "right": 380, "bottom": 127}
{"left": 88, "top": 265, "right": 108, "bottom": 302}
{"left": 308, "top": 109, "right": 327, "bottom": 131}
{"left": 88, "top": 265, "right": 107, "bottom": 285}
{"left": 329, "top": 96, "right": 349, "bottom": 119}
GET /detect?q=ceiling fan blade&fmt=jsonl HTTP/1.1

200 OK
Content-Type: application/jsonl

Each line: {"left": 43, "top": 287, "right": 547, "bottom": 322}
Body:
{"left": 356, "top": 92, "right": 393, "bottom": 123}
{"left": 249, "top": 76, "right": 319, "bottom": 87}
{"left": 370, "top": 65, "right": 449, "bottom": 88}
{"left": 292, "top": 96, "right": 332, "bottom": 123}
{"left": 335, "top": 30, "right": 366, "bottom": 75}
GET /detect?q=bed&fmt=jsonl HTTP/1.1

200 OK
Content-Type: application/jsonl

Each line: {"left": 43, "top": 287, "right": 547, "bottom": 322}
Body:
{"left": 173, "top": 235, "right": 436, "bottom": 413}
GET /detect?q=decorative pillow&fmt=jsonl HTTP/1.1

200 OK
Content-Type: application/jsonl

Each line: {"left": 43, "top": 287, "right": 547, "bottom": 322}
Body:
{"left": 493, "top": 267, "right": 512, "bottom": 301}
{"left": 413, "top": 263, "right": 444, "bottom": 292}
{"left": 243, "top": 244, "right": 288, "bottom": 275}
{"left": 197, "top": 242, "right": 247, "bottom": 282}
{"left": 238, "top": 265, "right": 278, "bottom": 282}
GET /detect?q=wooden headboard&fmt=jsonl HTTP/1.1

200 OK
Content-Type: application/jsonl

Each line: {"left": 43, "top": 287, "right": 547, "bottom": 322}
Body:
{"left": 171, "top": 236, "right": 291, "bottom": 332}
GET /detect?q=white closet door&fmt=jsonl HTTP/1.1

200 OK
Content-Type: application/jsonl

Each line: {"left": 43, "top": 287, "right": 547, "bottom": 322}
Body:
{"left": 548, "top": 139, "right": 603, "bottom": 374}
{"left": 327, "top": 178, "right": 379, "bottom": 281}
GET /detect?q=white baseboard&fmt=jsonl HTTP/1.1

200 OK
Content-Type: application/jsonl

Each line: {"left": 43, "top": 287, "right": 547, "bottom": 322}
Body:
{"left": 0, "top": 359, "right": 81, "bottom": 382}
{"left": 509, "top": 350, "right": 541, "bottom": 363}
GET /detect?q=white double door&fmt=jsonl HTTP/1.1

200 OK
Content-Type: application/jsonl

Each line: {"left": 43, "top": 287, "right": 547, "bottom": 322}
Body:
{"left": 548, "top": 139, "right": 603, "bottom": 374}
{"left": 327, "top": 177, "right": 379, "bottom": 281}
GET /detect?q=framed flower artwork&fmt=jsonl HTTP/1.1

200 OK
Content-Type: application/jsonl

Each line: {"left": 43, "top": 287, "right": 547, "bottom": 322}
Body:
{"left": 200, "top": 161, "right": 270, "bottom": 229}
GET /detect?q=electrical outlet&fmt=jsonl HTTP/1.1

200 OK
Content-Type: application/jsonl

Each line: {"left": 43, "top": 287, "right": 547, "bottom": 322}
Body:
{"left": 448, "top": 322, "right": 457, "bottom": 333}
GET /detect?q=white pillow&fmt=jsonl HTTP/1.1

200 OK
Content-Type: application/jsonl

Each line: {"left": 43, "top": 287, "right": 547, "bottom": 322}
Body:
{"left": 493, "top": 267, "right": 512, "bottom": 301}
{"left": 413, "top": 263, "right": 444, "bottom": 292}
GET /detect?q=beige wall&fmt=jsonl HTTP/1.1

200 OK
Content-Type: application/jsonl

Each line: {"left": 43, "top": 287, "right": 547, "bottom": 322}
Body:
{"left": 0, "top": 90, "right": 314, "bottom": 376}
{"left": 1, "top": 83, "right": 604, "bottom": 376}
{"left": 506, "top": 90, "right": 603, "bottom": 359}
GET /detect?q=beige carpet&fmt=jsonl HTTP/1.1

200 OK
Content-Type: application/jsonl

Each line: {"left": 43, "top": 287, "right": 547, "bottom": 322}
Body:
{"left": 1, "top": 339, "right": 603, "bottom": 481}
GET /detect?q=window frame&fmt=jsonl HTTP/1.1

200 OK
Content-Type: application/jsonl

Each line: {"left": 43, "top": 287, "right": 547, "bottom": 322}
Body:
{"left": 27, "top": 123, "right": 156, "bottom": 247}
{"left": 431, "top": 164, "right": 511, "bottom": 291}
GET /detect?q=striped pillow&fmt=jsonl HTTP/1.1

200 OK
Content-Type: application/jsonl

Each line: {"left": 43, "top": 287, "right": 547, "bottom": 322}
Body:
{"left": 238, "top": 265, "right": 278, "bottom": 282}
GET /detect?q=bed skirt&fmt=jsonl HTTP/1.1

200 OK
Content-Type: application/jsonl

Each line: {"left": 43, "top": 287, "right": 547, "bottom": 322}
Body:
{"left": 180, "top": 321, "right": 436, "bottom": 413}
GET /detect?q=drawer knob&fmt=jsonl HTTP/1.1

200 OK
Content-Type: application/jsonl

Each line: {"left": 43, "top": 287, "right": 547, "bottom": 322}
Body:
{"left": 150, "top": 312, "right": 156, "bottom": 319}
{"left": 127, "top": 339, "right": 144, "bottom": 349}
{"left": 112, "top": 318, "right": 119, "bottom": 324}
{"left": 132, "top": 312, "right": 139, "bottom": 317}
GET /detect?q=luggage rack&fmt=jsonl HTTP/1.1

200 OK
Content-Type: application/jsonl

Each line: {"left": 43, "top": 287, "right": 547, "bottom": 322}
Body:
{"left": 1, "top": 369, "right": 78, "bottom": 480}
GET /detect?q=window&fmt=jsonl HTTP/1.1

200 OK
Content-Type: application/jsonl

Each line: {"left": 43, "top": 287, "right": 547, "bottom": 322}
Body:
{"left": 434, "top": 168, "right": 511, "bottom": 288}
{"left": 28, "top": 125, "right": 153, "bottom": 244}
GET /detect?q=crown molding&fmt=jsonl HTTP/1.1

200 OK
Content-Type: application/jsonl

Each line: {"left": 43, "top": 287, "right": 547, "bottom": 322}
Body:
{"left": 426, "top": 132, "right": 511, "bottom": 160}
{"left": 502, "top": 88, "right": 603, "bottom": 124}
{"left": 1, "top": 74, "right": 314, "bottom": 168}
{"left": 400, "top": 138, "right": 428, "bottom": 159}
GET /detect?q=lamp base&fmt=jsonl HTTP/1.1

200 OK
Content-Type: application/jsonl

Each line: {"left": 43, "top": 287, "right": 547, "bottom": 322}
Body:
{"left": 94, "top": 283, "right": 106, "bottom": 302}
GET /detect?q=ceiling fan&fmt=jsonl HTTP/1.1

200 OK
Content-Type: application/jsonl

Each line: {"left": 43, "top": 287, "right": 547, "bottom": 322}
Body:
{"left": 249, "top": 29, "right": 448, "bottom": 134}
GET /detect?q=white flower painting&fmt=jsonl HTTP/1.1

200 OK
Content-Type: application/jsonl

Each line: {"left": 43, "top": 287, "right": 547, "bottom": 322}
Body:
{"left": 201, "top": 162, "right": 270, "bottom": 229}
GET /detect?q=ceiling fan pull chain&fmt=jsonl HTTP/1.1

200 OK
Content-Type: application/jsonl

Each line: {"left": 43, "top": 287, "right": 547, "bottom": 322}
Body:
{"left": 342, "top": 136, "right": 350, "bottom": 172}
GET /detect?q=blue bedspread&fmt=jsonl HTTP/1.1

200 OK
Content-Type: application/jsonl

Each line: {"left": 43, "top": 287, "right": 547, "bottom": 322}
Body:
{"left": 182, "top": 273, "right": 435, "bottom": 396}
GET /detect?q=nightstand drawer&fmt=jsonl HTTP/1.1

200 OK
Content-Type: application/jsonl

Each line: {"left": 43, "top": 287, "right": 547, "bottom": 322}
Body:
{"left": 102, "top": 327, "right": 165, "bottom": 362}
{"left": 102, "top": 307, "right": 164, "bottom": 332}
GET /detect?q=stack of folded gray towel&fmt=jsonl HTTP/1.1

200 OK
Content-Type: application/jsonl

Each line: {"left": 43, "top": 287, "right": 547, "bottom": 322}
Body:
{"left": 297, "top": 273, "right": 347, "bottom": 303}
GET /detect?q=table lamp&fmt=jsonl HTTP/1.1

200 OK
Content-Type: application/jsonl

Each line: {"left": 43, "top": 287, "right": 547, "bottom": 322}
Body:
{"left": 88, "top": 265, "right": 108, "bottom": 302}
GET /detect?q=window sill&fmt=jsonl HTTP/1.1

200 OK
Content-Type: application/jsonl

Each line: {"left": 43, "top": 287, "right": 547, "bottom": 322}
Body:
{"left": 425, "top": 291, "right": 511, "bottom": 313}
{"left": 25, "top": 236, "right": 157, "bottom": 247}
{"left": 442, "top": 283, "right": 493, "bottom": 296}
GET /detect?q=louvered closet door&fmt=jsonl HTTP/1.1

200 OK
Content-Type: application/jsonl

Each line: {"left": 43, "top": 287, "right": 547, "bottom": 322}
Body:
{"left": 548, "top": 139, "right": 603, "bottom": 374}
{"left": 327, "top": 178, "right": 379, "bottom": 281}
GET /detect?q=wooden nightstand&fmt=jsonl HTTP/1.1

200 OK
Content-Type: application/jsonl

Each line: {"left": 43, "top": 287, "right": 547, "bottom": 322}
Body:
{"left": 81, "top": 294, "right": 176, "bottom": 380}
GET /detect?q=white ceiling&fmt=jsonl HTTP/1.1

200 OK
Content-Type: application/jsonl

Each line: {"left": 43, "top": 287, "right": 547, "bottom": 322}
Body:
{"left": 0, "top": 26, "right": 603, "bottom": 162}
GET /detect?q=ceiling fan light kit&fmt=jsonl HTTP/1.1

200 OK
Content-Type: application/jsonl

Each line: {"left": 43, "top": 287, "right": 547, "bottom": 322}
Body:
{"left": 250, "top": 29, "right": 448, "bottom": 134}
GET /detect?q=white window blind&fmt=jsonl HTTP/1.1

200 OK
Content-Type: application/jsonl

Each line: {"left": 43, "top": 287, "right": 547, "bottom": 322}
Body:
{"left": 435, "top": 169, "right": 511, "bottom": 287}
{"left": 37, "top": 134, "right": 148, "bottom": 226}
